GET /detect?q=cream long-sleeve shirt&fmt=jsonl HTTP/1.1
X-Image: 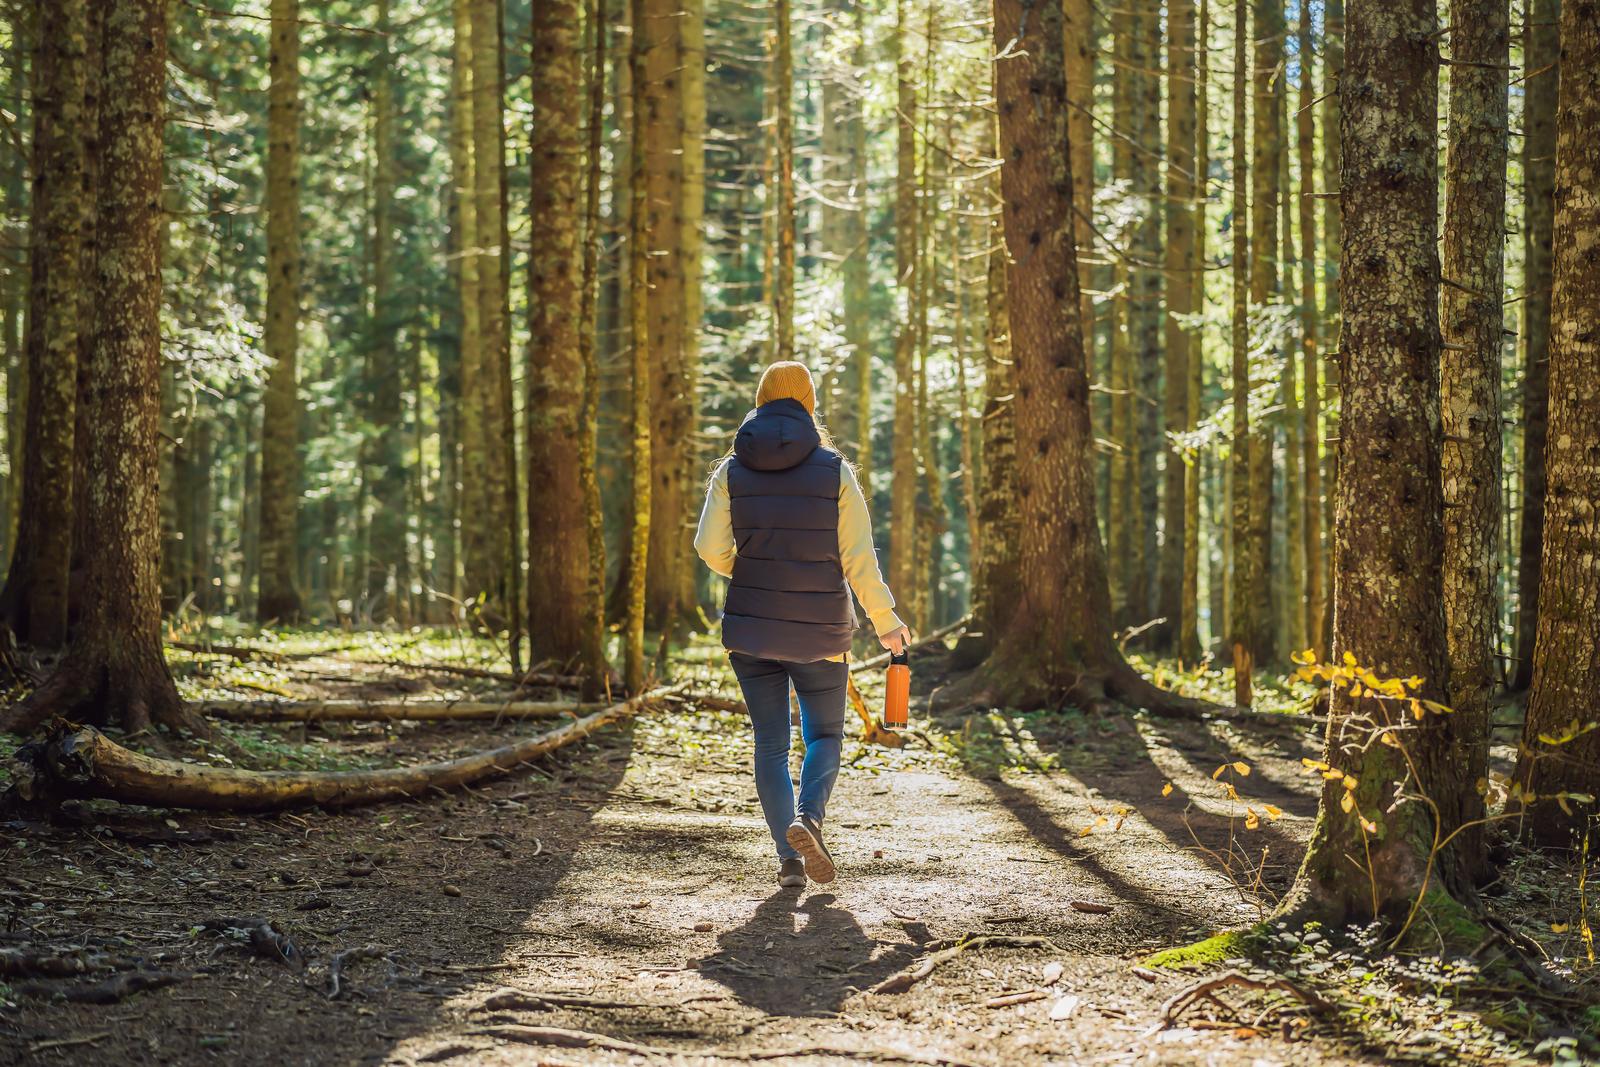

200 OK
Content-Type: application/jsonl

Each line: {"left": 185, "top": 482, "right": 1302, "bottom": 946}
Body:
{"left": 694, "top": 458, "right": 905, "bottom": 645}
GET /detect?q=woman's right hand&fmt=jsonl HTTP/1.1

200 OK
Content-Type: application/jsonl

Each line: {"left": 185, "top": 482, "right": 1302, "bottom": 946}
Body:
{"left": 879, "top": 626, "right": 910, "bottom": 655}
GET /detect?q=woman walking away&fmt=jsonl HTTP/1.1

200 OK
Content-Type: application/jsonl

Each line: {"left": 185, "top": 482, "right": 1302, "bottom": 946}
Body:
{"left": 695, "top": 362, "right": 909, "bottom": 888}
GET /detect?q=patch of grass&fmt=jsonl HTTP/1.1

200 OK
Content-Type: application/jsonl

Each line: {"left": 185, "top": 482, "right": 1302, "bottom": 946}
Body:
{"left": 1144, "top": 926, "right": 1267, "bottom": 969}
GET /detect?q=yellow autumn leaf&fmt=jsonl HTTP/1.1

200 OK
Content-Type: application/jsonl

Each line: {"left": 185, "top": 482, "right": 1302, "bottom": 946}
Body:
{"left": 1263, "top": 804, "right": 1282, "bottom": 819}
{"left": 1551, "top": 923, "right": 1570, "bottom": 933}
{"left": 1343, "top": 650, "right": 1358, "bottom": 667}
{"left": 1340, "top": 791, "right": 1355, "bottom": 814}
{"left": 1244, "top": 809, "right": 1260, "bottom": 830}
{"left": 1360, "top": 818, "right": 1378, "bottom": 833}
{"left": 1232, "top": 761, "right": 1251, "bottom": 776}
{"left": 1212, "top": 764, "right": 1227, "bottom": 780}
{"left": 1161, "top": 782, "right": 1173, "bottom": 797}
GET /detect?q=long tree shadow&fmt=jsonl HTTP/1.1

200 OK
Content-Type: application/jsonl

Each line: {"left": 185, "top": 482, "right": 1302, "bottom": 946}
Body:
{"left": 697, "top": 889, "right": 931, "bottom": 1017}
{"left": 939, "top": 691, "right": 1316, "bottom": 924}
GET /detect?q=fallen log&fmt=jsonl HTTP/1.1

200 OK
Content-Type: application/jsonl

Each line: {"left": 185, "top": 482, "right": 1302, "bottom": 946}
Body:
{"left": 344, "top": 658, "right": 585, "bottom": 690}
{"left": 849, "top": 616, "right": 971, "bottom": 674}
{"left": 192, "top": 699, "right": 603, "bottom": 724}
{"left": 8, "top": 687, "right": 672, "bottom": 812}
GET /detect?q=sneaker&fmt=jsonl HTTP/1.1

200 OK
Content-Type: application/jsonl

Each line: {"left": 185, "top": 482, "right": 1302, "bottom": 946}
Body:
{"left": 785, "top": 816, "right": 836, "bottom": 885}
{"left": 778, "top": 858, "right": 806, "bottom": 888}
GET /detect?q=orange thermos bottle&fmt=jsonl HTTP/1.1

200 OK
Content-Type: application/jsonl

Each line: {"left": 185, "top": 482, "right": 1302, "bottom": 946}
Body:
{"left": 883, "top": 649, "right": 910, "bottom": 730}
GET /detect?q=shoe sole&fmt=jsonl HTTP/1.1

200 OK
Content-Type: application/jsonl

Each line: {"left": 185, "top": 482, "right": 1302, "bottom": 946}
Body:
{"left": 785, "top": 823, "right": 836, "bottom": 884}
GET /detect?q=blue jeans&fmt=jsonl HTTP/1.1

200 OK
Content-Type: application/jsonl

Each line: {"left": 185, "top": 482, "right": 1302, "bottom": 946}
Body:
{"left": 729, "top": 652, "right": 847, "bottom": 860}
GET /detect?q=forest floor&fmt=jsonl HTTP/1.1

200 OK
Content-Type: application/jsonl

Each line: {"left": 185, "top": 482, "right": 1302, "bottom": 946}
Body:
{"left": 0, "top": 631, "right": 1594, "bottom": 1067}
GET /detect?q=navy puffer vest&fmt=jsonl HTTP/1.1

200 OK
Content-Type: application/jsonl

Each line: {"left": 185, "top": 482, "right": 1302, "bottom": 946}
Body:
{"left": 721, "top": 398, "right": 854, "bottom": 661}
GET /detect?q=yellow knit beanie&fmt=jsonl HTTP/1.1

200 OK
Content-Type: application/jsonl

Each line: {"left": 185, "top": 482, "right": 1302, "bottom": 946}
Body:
{"left": 755, "top": 361, "right": 816, "bottom": 414}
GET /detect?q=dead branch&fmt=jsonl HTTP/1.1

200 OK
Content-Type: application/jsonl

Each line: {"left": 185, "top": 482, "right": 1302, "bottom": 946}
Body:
{"left": 1146, "top": 969, "right": 1332, "bottom": 1035}
{"left": 327, "top": 946, "right": 393, "bottom": 999}
{"left": 193, "top": 698, "right": 603, "bottom": 724}
{"left": 202, "top": 917, "right": 304, "bottom": 969}
{"left": 850, "top": 616, "right": 971, "bottom": 674}
{"left": 846, "top": 675, "right": 908, "bottom": 748}
{"left": 0, "top": 947, "right": 134, "bottom": 978}
{"left": 7, "top": 687, "right": 670, "bottom": 812}
{"left": 13, "top": 970, "right": 186, "bottom": 1003}
{"left": 868, "top": 934, "right": 1061, "bottom": 995}
{"left": 345, "top": 658, "right": 584, "bottom": 690}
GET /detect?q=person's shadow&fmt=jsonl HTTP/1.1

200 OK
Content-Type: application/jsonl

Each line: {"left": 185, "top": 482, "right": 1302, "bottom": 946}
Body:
{"left": 697, "top": 889, "right": 927, "bottom": 1017}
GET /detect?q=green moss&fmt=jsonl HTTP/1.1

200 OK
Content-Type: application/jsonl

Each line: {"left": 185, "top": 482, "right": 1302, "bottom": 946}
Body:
{"left": 1143, "top": 926, "right": 1267, "bottom": 969}
{"left": 1392, "top": 887, "right": 1489, "bottom": 953}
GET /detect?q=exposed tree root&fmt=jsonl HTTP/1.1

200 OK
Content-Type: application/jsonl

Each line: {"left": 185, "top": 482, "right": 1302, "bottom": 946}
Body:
{"left": 471, "top": 1024, "right": 985, "bottom": 1065}
{"left": 868, "top": 934, "right": 1061, "bottom": 995}
{"left": 4, "top": 649, "right": 207, "bottom": 737}
{"left": 0, "top": 947, "right": 134, "bottom": 978}
{"left": 5, "top": 687, "right": 670, "bottom": 811}
{"left": 192, "top": 698, "right": 603, "bottom": 724}
{"left": 1145, "top": 969, "right": 1331, "bottom": 1036}
{"left": 327, "top": 946, "right": 395, "bottom": 999}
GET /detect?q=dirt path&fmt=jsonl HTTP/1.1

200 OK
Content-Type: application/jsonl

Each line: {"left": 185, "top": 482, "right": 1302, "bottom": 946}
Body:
{"left": 7, "top": 648, "right": 1576, "bottom": 1066}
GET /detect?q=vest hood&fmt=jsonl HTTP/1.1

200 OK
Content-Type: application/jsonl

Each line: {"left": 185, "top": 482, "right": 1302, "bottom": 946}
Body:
{"left": 733, "top": 398, "right": 821, "bottom": 473}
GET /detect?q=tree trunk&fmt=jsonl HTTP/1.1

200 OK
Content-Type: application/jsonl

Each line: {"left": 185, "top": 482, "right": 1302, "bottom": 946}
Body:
{"left": 1247, "top": 0, "right": 1282, "bottom": 668}
{"left": 1515, "top": 2, "right": 1600, "bottom": 847}
{"left": 1512, "top": 0, "right": 1559, "bottom": 692}
{"left": 1296, "top": 0, "right": 1323, "bottom": 656}
{"left": 1107, "top": 0, "right": 1135, "bottom": 625}
{"left": 257, "top": 0, "right": 302, "bottom": 624}
{"left": 1130, "top": 0, "right": 1162, "bottom": 633}
{"left": 1277, "top": 0, "right": 1460, "bottom": 923}
{"left": 678, "top": 0, "right": 705, "bottom": 620}
{"left": 575, "top": 0, "right": 612, "bottom": 696}
{"left": 624, "top": 0, "right": 652, "bottom": 693}
{"left": 1229, "top": 0, "right": 1254, "bottom": 707}
{"left": 1439, "top": 0, "right": 1508, "bottom": 878}
{"left": 451, "top": 0, "right": 481, "bottom": 627}
{"left": 772, "top": 0, "right": 795, "bottom": 362}
{"left": 526, "top": 0, "right": 592, "bottom": 669}
{"left": 1160, "top": 0, "right": 1196, "bottom": 654}
{"left": 639, "top": 0, "right": 688, "bottom": 632}
{"left": 1280, "top": 83, "right": 1304, "bottom": 659}
{"left": 1063, "top": 0, "right": 1094, "bottom": 388}
{"left": 1320, "top": 0, "right": 1342, "bottom": 650}
{"left": 465, "top": 0, "right": 511, "bottom": 628}
{"left": 4, "top": 0, "right": 196, "bottom": 737}
{"left": 366, "top": 0, "right": 406, "bottom": 622}
{"left": 966, "top": 0, "right": 1212, "bottom": 720}
{"left": 1180, "top": 0, "right": 1209, "bottom": 666}
{"left": 888, "top": 0, "right": 918, "bottom": 622}
{"left": 0, "top": 0, "right": 87, "bottom": 649}
{"left": 843, "top": 5, "right": 871, "bottom": 486}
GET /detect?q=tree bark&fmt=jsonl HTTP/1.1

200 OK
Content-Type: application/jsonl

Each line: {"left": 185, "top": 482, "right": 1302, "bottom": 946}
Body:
{"left": 843, "top": 4, "right": 871, "bottom": 487}
{"left": 772, "top": 0, "right": 795, "bottom": 362}
{"left": 0, "top": 0, "right": 87, "bottom": 649}
{"left": 526, "top": 0, "right": 592, "bottom": 669}
{"left": 1229, "top": 0, "right": 1254, "bottom": 707}
{"left": 1107, "top": 0, "right": 1135, "bottom": 625}
{"left": 257, "top": 0, "right": 302, "bottom": 624}
{"left": 624, "top": 0, "right": 653, "bottom": 693}
{"left": 451, "top": 0, "right": 481, "bottom": 626}
{"left": 1063, "top": 0, "right": 1094, "bottom": 391}
{"left": 575, "top": 0, "right": 612, "bottom": 696}
{"left": 639, "top": 0, "right": 688, "bottom": 632}
{"left": 465, "top": 0, "right": 512, "bottom": 628}
{"left": 366, "top": 0, "right": 406, "bottom": 622}
{"left": 1180, "top": 0, "right": 1209, "bottom": 666}
{"left": 1439, "top": 0, "right": 1508, "bottom": 878}
{"left": 1160, "top": 0, "right": 1196, "bottom": 654}
{"left": 1512, "top": 0, "right": 1559, "bottom": 692}
{"left": 1296, "top": 0, "right": 1323, "bottom": 656}
{"left": 888, "top": 0, "right": 919, "bottom": 623}
{"left": 1515, "top": 1, "right": 1600, "bottom": 847}
{"left": 1130, "top": 0, "right": 1162, "bottom": 633}
{"left": 4, "top": 0, "right": 195, "bottom": 737}
{"left": 1277, "top": 0, "right": 1461, "bottom": 923}
{"left": 966, "top": 0, "right": 1212, "bottom": 720}
{"left": 1319, "top": 0, "right": 1342, "bottom": 650}
{"left": 1247, "top": 0, "right": 1282, "bottom": 668}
